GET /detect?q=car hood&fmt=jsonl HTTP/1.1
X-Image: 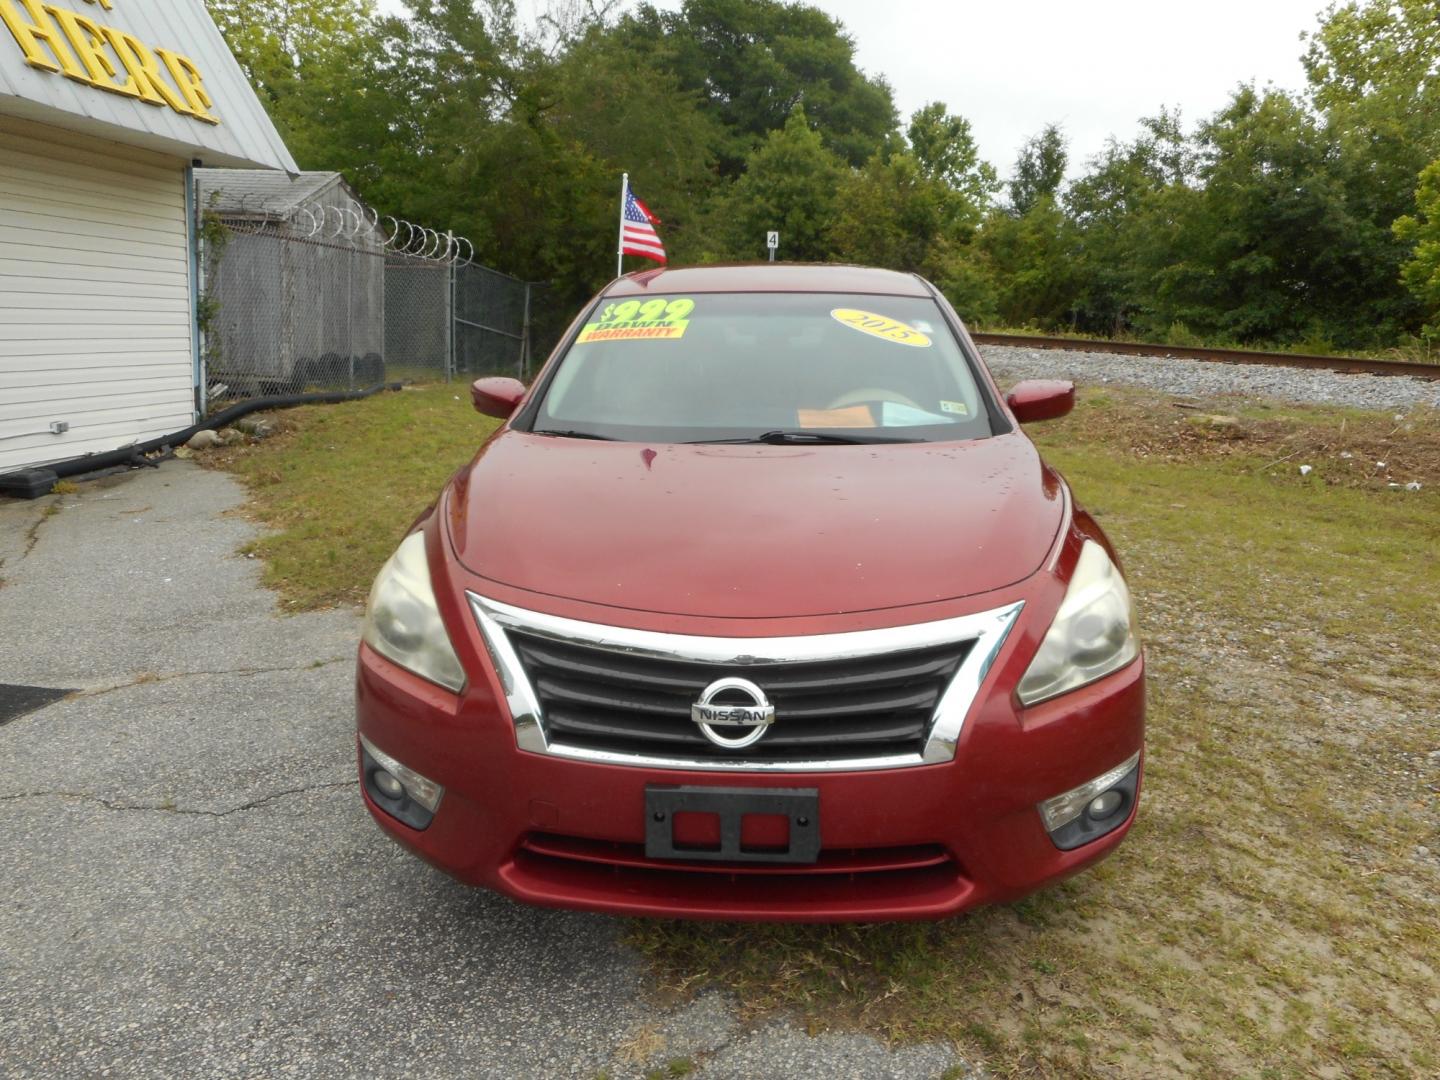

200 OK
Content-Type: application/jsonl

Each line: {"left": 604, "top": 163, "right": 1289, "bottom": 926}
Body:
{"left": 445, "top": 431, "right": 1065, "bottom": 619}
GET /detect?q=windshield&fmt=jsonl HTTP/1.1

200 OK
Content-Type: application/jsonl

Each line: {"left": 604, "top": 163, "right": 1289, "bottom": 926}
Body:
{"left": 527, "top": 292, "right": 995, "bottom": 443}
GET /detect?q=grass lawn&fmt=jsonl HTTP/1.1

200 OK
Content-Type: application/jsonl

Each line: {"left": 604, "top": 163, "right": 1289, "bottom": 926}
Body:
{"left": 205, "top": 386, "right": 500, "bottom": 608}
{"left": 207, "top": 383, "right": 1440, "bottom": 1077}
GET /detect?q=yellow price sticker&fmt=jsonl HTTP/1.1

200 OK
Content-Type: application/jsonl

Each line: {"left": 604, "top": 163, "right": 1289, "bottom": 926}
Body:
{"left": 577, "top": 297, "right": 695, "bottom": 343}
{"left": 830, "top": 308, "right": 932, "bottom": 348}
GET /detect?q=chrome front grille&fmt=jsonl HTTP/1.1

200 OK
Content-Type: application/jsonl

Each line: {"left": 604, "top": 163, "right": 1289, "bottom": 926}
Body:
{"left": 510, "top": 631, "right": 972, "bottom": 761}
{"left": 469, "top": 594, "right": 1024, "bottom": 772}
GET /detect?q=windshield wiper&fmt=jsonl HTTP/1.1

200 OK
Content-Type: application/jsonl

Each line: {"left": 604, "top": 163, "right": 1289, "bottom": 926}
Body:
{"left": 692, "top": 429, "right": 922, "bottom": 445}
{"left": 531, "top": 428, "right": 618, "bottom": 441}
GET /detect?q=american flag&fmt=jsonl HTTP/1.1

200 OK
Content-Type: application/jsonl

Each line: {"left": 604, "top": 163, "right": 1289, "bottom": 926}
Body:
{"left": 620, "top": 179, "right": 666, "bottom": 264}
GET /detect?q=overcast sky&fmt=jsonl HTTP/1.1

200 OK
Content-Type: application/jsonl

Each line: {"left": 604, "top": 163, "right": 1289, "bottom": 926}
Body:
{"left": 378, "top": 0, "right": 1329, "bottom": 179}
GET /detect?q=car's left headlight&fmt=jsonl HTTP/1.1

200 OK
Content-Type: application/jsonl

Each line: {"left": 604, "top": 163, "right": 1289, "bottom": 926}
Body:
{"left": 362, "top": 531, "right": 465, "bottom": 692}
{"left": 1017, "top": 540, "right": 1139, "bottom": 706}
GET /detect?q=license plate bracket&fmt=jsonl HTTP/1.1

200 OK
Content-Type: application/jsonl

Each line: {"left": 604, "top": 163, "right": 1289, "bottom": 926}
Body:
{"left": 644, "top": 785, "right": 820, "bottom": 864}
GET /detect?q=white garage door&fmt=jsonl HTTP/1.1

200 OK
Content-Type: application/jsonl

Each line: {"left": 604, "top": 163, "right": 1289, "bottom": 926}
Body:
{"left": 0, "top": 115, "right": 195, "bottom": 474}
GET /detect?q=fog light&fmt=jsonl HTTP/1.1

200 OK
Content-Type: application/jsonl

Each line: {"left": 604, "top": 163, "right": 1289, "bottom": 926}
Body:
{"left": 373, "top": 769, "right": 405, "bottom": 799}
{"left": 1038, "top": 751, "right": 1140, "bottom": 851}
{"left": 1088, "top": 790, "right": 1123, "bottom": 819}
{"left": 359, "top": 734, "right": 443, "bottom": 831}
{"left": 359, "top": 734, "right": 443, "bottom": 811}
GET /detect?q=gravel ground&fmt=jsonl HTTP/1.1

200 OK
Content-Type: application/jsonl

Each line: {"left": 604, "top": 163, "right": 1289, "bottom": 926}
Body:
{"left": 978, "top": 344, "right": 1440, "bottom": 412}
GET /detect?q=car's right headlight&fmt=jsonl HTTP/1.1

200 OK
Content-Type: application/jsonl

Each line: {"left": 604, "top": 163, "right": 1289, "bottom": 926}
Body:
{"left": 1016, "top": 540, "right": 1139, "bottom": 706}
{"left": 362, "top": 531, "right": 465, "bottom": 692}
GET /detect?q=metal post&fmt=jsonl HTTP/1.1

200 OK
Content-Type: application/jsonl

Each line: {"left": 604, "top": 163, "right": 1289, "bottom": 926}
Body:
{"left": 188, "top": 165, "right": 206, "bottom": 416}
{"left": 377, "top": 240, "right": 386, "bottom": 384}
{"left": 283, "top": 226, "right": 294, "bottom": 390}
{"left": 446, "top": 234, "right": 456, "bottom": 381}
{"left": 346, "top": 242, "right": 355, "bottom": 389}
{"left": 616, "top": 173, "right": 627, "bottom": 279}
{"left": 520, "top": 282, "right": 533, "bottom": 379}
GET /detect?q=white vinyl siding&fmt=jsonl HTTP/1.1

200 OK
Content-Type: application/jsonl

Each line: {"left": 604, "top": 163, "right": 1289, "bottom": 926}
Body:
{"left": 0, "top": 115, "right": 194, "bottom": 473}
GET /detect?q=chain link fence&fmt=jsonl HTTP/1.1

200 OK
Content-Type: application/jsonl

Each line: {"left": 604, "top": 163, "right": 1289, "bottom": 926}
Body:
{"left": 454, "top": 262, "right": 534, "bottom": 377}
{"left": 199, "top": 197, "right": 540, "bottom": 410}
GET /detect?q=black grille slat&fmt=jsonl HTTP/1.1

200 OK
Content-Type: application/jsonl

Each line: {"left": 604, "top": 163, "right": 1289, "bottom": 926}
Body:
{"left": 510, "top": 632, "right": 973, "bottom": 762}
{"left": 546, "top": 707, "right": 928, "bottom": 748}
{"left": 517, "top": 637, "right": 960, "bottom": 696}
{"left": 533, "top": 676, "right": 693, "bottom": 717}
{"left": 763, "top": 684, "right": 939, "bottom": 720}
{"left": 518, "top": 639, "right": 704, "bottom": 693}
{"left": 750, "top": 653, "right": 961, "bottom": 694}
{"left": 546, "top": 707, "right": 707, "bottom": 746}
{"left": 710, "top": 716, "right": 929, "bottom": 747}
{"left": 535, "top": 674, "right": 940, "bottom": 723}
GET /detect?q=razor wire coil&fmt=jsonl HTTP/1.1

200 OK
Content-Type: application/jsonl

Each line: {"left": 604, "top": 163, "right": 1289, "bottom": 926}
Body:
{"left": 198, "top": 189, "right": 535, "bottom": 412}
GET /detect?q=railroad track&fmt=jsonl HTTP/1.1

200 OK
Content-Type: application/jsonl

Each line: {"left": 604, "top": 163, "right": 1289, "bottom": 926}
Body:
{"left": 969, "top": 332, "right": 1440, "bottom": 382}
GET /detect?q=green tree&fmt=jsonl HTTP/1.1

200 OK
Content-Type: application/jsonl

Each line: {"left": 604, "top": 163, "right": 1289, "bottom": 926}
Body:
{"left": 356, "top": 0, "right": 529, "bottom": 251}
{"left": 1065, "top": 110, "right": 1191, "bottom": 334}
{"left": 1067, "top": 110, "right": 1191, "bottom": 225}
{"left": 613, "top": 0, "right": 897, "bottom": 173}
{"left": 975, "top": 197, "right": 1080, "bottom": 328}
{"left": 305, "top": 0, "right": 609, "bottom": 305}
{"left": 928, "top": 241, "right": 999, "bottom": 325}
{"left": 1131, "top": 88, "right": 1399, "bottom": 346}
{"left": 967, "top": 123, "right": 1077, "bottom": 328}
{"left": 832, "top": 104, "right": 997, "bottom": 294}
{"left": 704, "top": 105, "right": 845, "bottom": 262}
{"left": 545, "top": 24, "right": 725, "bottom": 267}
{"left": 1302, "top": 0, "right": 1440, "bottom": 337}
{"left": 206, "top": 0, "right": 386, "bottom": 171}
{"left": 1393, "top": 159, "right": 1440, "bottom": 339}
{"left": 906, "top": 103, "right": 1000, "bottom": 227}
{"left": 1009, "top": 124, "right": 1067, "bottom": 216}
{"left": 1304, "top": 0, "right": 1440, "bottom": 206}
{"left": 832, "top": 152, "right": 948, "bottom": 271}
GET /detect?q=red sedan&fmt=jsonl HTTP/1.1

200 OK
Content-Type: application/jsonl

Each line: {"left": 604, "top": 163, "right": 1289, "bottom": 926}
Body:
{"left": 355, "top": 264, "right": 1144, "bottom": 921}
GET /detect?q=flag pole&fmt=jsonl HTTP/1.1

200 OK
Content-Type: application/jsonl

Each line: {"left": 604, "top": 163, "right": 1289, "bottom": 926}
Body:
{"left": 616, "top": 173, "right": 627, "bottom": 279}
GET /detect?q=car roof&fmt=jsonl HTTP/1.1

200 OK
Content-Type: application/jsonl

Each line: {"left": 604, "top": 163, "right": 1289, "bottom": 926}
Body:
{"left": 603, "top": 263, "right": 933, "bottom": 298}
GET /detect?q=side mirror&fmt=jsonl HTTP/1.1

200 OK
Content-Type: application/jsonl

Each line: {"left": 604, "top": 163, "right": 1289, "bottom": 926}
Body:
{"left": 1005, "top": 379, "right": 1075, "bottom": 423}
{"left": 471, "top": 377, "right": 526, "bottom": 419}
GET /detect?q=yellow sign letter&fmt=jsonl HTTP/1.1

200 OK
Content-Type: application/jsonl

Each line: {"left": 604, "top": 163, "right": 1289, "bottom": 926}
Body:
{"left": 155, "top": 47, "right": 218, "bottom": 123}
{"left": 0, "top": 0, "right": 86, "bottom": 80}
{"left": 43, "top": 4, "right": 138, "bottom": 97}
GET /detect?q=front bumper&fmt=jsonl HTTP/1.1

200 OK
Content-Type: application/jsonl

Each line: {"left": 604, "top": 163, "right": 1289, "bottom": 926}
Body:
{"left": 355, "top": 635, "right": 1145, "bottom": 921}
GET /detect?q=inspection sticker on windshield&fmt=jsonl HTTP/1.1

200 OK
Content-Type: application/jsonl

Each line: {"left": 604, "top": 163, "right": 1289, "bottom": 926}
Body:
{"left": 830, "top": 308, "right": 932, "bottom": 348}
{"left": 577, "top": 297, "right": 695, "bottom": 343}
{"left": 940, "top": 400, "right": 969, "bottom": 415}
{"left": 797, "top": 406, "right": 875, "bottom": 429}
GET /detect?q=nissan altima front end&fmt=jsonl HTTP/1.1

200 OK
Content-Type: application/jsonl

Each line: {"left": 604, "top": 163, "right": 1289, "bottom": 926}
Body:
{"left": 355, "top": 264, "right": 1144, "bottom": 921}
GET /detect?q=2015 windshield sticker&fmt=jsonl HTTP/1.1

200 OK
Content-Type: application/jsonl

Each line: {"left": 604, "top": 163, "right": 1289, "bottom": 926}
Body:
{"left": 830, "top": 308, "right": 932, "bottom": 348}
{"left": 577, "top": 297, "right": 695, "bottom": 343}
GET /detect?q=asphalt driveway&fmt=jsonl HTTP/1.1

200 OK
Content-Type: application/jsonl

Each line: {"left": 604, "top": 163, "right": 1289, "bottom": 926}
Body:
{"left": 0, "top": 463, "right": 970, "bottom": 1080}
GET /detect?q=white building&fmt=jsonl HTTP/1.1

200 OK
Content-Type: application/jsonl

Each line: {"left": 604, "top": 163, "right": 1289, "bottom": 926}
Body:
{"left": 0, "top": 0, "right": 296, "bottom": 477}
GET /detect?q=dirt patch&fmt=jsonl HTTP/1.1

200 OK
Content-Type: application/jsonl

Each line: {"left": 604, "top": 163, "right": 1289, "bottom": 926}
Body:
{"left": 1058, "top": 390, "right": 1440, "bottom": 492}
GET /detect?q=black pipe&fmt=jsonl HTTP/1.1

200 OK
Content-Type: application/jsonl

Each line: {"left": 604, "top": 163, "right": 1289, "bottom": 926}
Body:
{"left": 0, "top": 383, "right": 402, "bottom": 498}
